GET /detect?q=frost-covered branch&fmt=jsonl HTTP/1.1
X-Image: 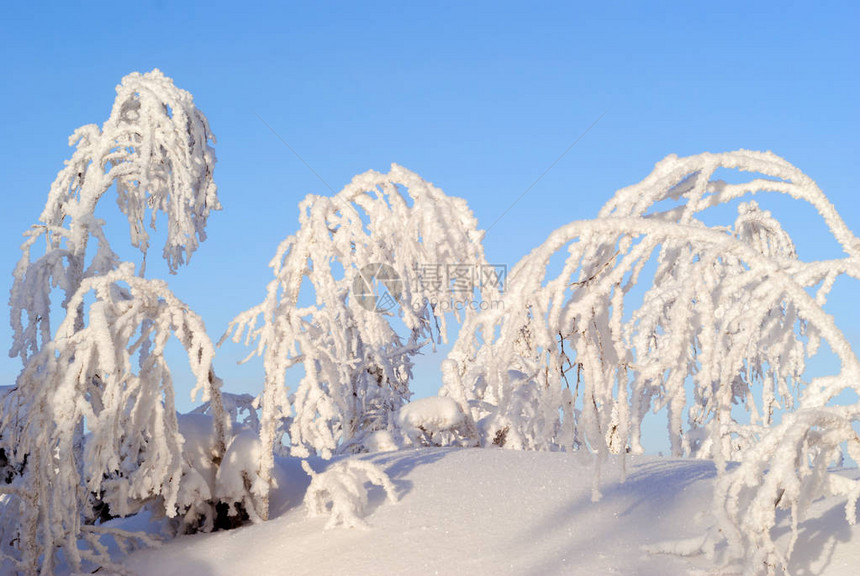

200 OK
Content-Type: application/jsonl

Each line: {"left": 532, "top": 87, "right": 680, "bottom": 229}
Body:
{"left": 9, "top": 69, "right": 219, "bottom": 365}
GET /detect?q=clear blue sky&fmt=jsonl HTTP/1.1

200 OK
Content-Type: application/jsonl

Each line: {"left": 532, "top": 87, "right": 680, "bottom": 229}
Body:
{"left": 1, "top": 1, "right": 858, "bottom": 445}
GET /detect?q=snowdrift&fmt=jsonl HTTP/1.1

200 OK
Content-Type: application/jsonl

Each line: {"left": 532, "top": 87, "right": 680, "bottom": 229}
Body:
{"left": 124, "top": 448, "right": 860, "bottom": 576}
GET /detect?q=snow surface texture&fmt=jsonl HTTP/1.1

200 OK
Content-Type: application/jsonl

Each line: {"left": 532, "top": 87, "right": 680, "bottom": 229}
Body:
{"left": 124, "top": 449, "right": 860, "bottom": 576}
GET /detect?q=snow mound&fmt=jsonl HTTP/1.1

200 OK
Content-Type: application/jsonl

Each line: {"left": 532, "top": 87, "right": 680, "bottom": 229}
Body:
{"left": 124, "top": 450, "right": 860, "bottom": 575}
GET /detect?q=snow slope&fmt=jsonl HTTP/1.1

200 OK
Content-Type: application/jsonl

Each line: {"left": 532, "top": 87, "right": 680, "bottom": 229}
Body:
{"left": 123, "top": 449, "right": 860, "bottom": 576}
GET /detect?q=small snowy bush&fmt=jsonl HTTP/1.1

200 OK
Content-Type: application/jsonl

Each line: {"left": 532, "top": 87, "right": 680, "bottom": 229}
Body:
{"left": 302, "top": 459, "right": 397, "bottom": 529}
{"left": 215, "top": 427, "right": 266, "bottom": 524}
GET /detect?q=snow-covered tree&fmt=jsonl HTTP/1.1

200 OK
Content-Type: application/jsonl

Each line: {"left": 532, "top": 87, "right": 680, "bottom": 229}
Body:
{"left": 0, "top": 70, "right": 234, "bottom": 574}
{"left": 226, "top": 164, "right": 491, "bottom": 518}
{"left": 440, "top": 151, "right": 860, "bottom": 571}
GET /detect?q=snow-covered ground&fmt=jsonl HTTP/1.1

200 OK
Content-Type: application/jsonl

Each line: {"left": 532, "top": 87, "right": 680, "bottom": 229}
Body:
{"left": 123, "top": 449, "right": 860, "bottom": 575}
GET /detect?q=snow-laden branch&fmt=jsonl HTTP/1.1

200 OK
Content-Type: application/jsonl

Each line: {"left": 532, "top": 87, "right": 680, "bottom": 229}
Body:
{"left": 600, "top": 150, "right": 859, "bottom": 261}
{"left": 9, "top": 69, "right": 219, "bottom": 365}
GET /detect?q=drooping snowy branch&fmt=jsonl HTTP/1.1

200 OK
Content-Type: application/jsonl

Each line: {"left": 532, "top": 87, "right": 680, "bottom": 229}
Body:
{"left": 9, "top": 69, "right": 219, "bottom": 365}
{"left": 0, "top": 264, "right": 230, "bottom": 574}
{"left": 599, "top": 150, "right": 859, "bottom": 260}
{"left": 225, "top": 164, "right": 490, "bottom": 518}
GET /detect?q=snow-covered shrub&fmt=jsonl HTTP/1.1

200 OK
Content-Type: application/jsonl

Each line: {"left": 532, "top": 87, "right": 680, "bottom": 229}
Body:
{"left": 215, "top": 428, "right": 265, "bottom": 525}
{"left": 175, "top": 413, "right": 266, "bottom": 529}
{"left": 302, "top": 459, "right": 397, "bottom": 529}
{"left": 175, "top": 413, "right": 223, "bottom": 530}
{"left": 188, "top": 390, "right": 281, "bottom": 506}
{"left": 226, "top": 165, "right": 491, "bottom": 517}
{"left": 395, "top": 395, "right": 473, "bottom": 448}
{"left": 440, "top": 151, "right": 860, "bottom": 572}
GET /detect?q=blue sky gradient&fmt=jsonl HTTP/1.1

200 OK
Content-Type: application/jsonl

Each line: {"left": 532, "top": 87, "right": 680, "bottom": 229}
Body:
{"left": 1, "top": 2, "right": 858, "bottom": 449}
